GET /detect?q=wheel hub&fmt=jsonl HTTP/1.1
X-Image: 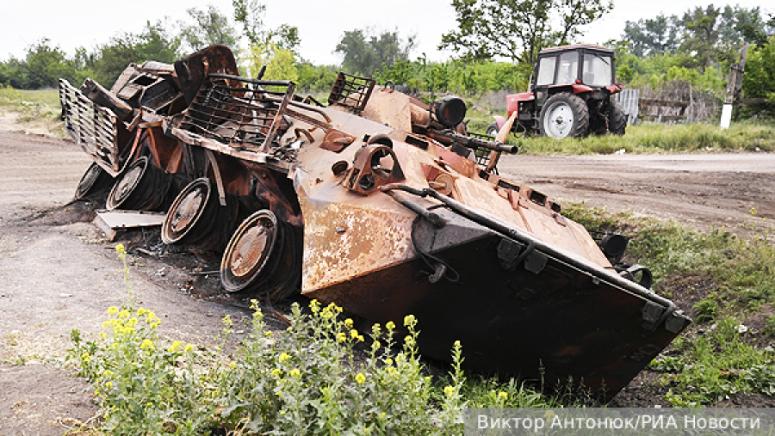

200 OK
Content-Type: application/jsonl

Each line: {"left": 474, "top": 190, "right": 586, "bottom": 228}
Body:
{"left": 170, "top": 188, "right": 204, "bottom": 232}
{"left": 545, "top": 102, "right": 574, "bottom": 138}
{"left": 114, "top": 165, "right": 143, "bottom": 202}
{"left": 229, "top": 217, "right": 275, "bottom": 277}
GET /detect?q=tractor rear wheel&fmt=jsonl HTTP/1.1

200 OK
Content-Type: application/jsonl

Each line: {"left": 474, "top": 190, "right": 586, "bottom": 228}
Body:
{"left": 608, "top": 99, "right": 626, "bottom": 135}
{"left": 539, "top": 93, "right": 589, "bottom": 138}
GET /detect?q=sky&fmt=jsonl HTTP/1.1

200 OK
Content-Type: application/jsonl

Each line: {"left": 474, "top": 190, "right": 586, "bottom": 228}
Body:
{"left": 0, "top": 0, "right": 771, "bottom": 64}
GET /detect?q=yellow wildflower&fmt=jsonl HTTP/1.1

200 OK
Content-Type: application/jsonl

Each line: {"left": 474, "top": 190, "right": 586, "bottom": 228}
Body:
{"left": 229, "top": 361, "right": 237, "bottom": 369}
{"left": 264, "top": 331, "right": 273, "bottom": 337}
{"left": 279, "top": 352, "right": 291, "bottom": 363}
{"left": 271, "top": 368, "right": 282, "bottom": 377}
{"left": 498, "top": 391, "right": 509, "bottom": 401}
{"left": 102, "top": 369, "right": 113, "bottom": 377}
{"left": 386, "top": 321, "right": 396, "bottom": 331}
{"left": 117, "top": 309, "right": 130, "bottom": 320}
{"left": 444, "top": 385, "right": 455, "bottom": 398}
{"left": 350, "top": 329, "right": 359, "bottom": 339}
{"left": 404, "top": 335, "right": 415, "bottom": 347}
{"left": 309, "top": 299, "right": 320, "bottom": 314}
{"left": 105, "top": 381, "right": 113, "bottom": 389}
{"left": 81, "top": 352, "right": 91, "bottom": 363}
{"left": 453, "top": 340, "right": 461, "bottom": 349}
{"left": 106, "top": 306, "right": 119, "bottom": 316}
{"left": 371, "top": 340, "right": 381, "bottom": 351}
{"left": 336, "top": 332, "right": 347, "bottom": 343}
{"left": 344, "top": 318, "right": 354, "bottom": 328}
{"left": 289, "top": 368, "right": 301, "bottom": 379}
{"left": 115, "top": 243, "right": 126, "bottom": 255}
{"left": 183, "top": 343, "right": 194, "bottom": 353}
{"left": 384, "top": 358, "right": 393, "bottom": 366}
{"left": 355, "top": 372, "right": 366, "bottom": 384}
{"left": 137, "top": 307, "right": 147, "bottom": 316}
{"left": 167, "top": 340, "right": 183, "bottom": 353}
{"left": 140, "top": 339, "right": 155, "bottom": 351}
{"left": 371, "top": 323, "right": 382, "bottom": 336}
{"left": 403, "top": 314, "right": 416, "bottom": 327}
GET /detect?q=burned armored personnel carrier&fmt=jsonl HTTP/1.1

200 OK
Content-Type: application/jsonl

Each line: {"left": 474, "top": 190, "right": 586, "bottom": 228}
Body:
{"left": 59, "top": 45, "right": 689, "bottom": 401}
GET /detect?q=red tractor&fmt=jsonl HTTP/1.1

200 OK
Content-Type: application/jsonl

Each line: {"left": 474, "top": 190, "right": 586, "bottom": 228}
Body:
{"left": 488, "top": 44, "right": 626, "bottom": 139}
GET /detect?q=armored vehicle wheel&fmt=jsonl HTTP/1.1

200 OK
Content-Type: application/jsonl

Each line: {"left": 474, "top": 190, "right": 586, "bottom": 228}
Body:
{"left": 220, "top": 209, "right": 301, "bottom": 300}
{"left": 75, "top": 162, "right": 113, "bottom": 200}
{"left": 162, "top": 178, "right": 219, "bottom": 246}
{"left": 539, "top": 93, "right": 589, "bottom": 138}
{"left": 106, "top": 156, "right": 170, "bottom": 211}
{"left": 608, "top": 99, "right": 626, "bottom": 135}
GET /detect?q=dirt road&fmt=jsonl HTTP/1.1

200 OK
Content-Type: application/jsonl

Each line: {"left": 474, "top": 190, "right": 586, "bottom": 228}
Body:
{"left": 0, "top": 131, "right": 247, "bottom": 434}
{"left": 1, "top": 131, "right": 773, "bottom": 432}
{"left": 500, "top": 153, "right": 775, "bottom": 235}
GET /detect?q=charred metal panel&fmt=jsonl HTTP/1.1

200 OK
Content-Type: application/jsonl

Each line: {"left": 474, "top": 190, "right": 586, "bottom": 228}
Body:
{"left": 59, "top": 79, "right": 122, "bottom": 175}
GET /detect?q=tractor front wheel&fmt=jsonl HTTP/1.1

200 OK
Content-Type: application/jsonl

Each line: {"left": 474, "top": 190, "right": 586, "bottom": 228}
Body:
{"left": 539, "top": 93, "right": 589, "bottom": 138}
{"left": 608, "top": 99, "right": 626, "bottom": 135}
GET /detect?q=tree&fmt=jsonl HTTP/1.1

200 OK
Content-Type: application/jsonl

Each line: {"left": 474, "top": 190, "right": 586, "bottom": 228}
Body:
{"left": 93, "top": 21, "right": 181, "bottom": 85}
{"left": 678, "top": 5, "right": 722, "bottom": 71}
{"left": 18, "top": 39, "right": 82, "bottom": 88}
{"left": 180, "top": 5, "right": 238, "bottom": 51}
{"left": 742, "top": 36, "right": 775, "bottom": 104}
{"left": 335, "top": 29, "right": 415, "bottom": 76}
{"left": 231, "top": 0, "right": 299, "bottom": 51}
{"left": 622, "top": 15, "right": 680, "bottom": 57}
{"left": 439, "top": 0, "right": 612, "bottom": 65}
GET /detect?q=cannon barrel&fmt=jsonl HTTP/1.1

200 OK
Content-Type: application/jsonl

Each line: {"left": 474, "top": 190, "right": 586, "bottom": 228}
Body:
{"left": 434, "top": 129, "right": 519, "bottom": 154}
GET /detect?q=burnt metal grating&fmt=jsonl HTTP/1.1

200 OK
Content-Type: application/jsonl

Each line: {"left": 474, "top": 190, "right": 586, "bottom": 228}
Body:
{"left": 328, "top": 72, "right": 375, "bottom": 114}
{"left": 180, "top": 74, "right": 296, "bottom": 150}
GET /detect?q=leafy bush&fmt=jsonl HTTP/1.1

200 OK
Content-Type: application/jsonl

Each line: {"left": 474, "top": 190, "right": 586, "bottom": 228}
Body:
{"left": 68, "top": 297, "right": 552, "bottom": 434}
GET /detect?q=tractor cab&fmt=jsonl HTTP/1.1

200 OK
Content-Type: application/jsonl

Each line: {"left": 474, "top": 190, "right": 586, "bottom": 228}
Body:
{"left": 492, "top": 44, "right": 625, "bottom": 139}
{"left": 533, "top": 45, "right": 615, "bottom": 92}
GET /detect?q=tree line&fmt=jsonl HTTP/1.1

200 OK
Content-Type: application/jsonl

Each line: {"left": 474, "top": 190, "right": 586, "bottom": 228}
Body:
{"left": 1, "top": 1, "right": 773, "bottom": 110}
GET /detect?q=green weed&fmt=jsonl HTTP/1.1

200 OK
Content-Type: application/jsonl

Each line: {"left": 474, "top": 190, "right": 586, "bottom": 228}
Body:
{"left": 68, "top": 298, "right": 555, "bottom": 434}
{"left": 661, "top": 318, "right": 774, "bottom": 406}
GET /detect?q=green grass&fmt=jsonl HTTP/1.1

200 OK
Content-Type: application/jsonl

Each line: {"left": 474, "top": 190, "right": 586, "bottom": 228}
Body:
{"left": 465, "top": 105, "right": 775, "bottom": 155}
{"left": 0, "top": 87, "right": 63, "bottom": 134}
{"left": 563, "top": 204, "right": 775, "bottom": 405}
{"left": 519, "top": 122, "right": 775, "bottom": 154}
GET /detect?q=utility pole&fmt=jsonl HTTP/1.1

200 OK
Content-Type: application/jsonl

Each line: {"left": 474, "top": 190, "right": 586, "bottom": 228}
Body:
{"left": 720, "top": 43, "right": 749, "bottom": 129}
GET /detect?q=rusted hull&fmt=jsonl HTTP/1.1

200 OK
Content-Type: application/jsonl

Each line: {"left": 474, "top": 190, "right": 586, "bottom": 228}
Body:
{"left": 305, "top": 209, "right": 689, "bottom": 402}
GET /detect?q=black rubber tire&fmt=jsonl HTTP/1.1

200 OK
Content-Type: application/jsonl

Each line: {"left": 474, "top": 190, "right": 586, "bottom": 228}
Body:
{"left": 106, "top": 156, "right": 171, "bottom": 211}
{"left": 538, "top": 93, "right": 589, "bottom": 138}
{"left": 75, "top": 162, "right": 113, "bottom": 200}
{"left": 608, "top": 99, "right": 626, "bottom": 135}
